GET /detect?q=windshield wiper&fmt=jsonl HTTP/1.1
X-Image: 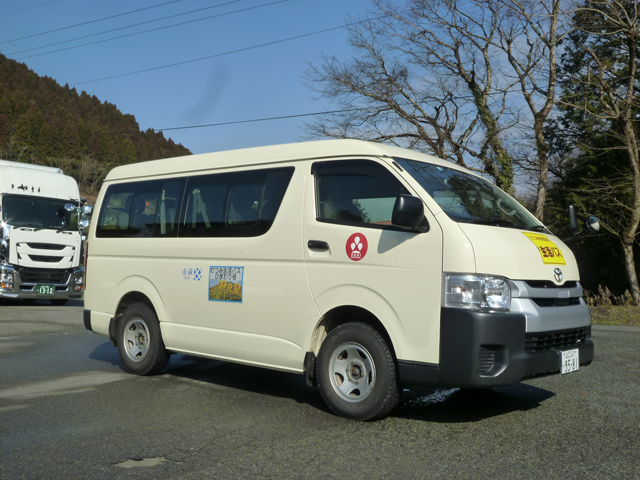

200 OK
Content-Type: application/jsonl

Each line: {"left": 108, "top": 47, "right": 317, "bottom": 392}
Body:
{"left": 525, "top": 225, "right": 548, "bottom": 232}
{"left": 470, "top": 218, "right": 520, "bottom": 229}
{"left": 15, "top": 224, "right": 43, "bottom": 231}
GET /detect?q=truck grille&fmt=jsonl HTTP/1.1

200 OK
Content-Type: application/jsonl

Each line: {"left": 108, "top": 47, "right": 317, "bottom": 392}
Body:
{"left": 525, "top": 327, "right": 589, "bottom": 353}
{"left": 18, "top": 268, "right": 70, "bottom": 284}
{"left": 26, "top": 243, "right": 66, "bottom": 250}
{"left": 27, "top": 255, "right": 64, "bottom": 263}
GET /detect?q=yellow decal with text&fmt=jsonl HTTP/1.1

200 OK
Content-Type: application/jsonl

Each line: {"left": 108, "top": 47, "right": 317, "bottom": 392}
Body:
{"left": 522, "top": 232, "right": 566, "bottom": 265}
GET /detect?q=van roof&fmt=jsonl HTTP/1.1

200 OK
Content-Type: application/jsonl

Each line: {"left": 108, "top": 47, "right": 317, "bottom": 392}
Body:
{"left": 105, "top": 139, "right": 469, "bottom": 182}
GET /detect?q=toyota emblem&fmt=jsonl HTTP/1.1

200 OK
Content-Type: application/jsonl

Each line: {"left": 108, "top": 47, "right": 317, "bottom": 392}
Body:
{"left": 554, "top": 268, "right": 563, "bottom": 283}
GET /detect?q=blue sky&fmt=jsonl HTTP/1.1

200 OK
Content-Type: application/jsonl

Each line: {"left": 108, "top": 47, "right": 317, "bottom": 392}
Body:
{"left": 0, "top": 0, "right": 372, "bottom": 155}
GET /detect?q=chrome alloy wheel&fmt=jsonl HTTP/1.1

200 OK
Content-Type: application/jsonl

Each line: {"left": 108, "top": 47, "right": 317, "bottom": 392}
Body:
{"left": 123, "top": 318, "right": 150, "bottom": 362}
{"left": 328, "top": 342, "right": 376, "bottom": 402}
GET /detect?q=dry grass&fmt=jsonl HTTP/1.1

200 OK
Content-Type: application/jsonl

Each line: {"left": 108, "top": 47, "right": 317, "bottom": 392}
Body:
{"left": 583, "top": 285, "right": 639, "bottom": 325}
{"left": 590, "top": 306, "right": 640, "bottom": 326}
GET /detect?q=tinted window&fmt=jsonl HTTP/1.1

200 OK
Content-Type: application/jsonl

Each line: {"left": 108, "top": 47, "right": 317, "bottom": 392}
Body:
{"left": 313, "top": 160, "right": 410, "bottom": 228}
{"left": 178, "top": 167, "right": 294, "bottom": 238}
{"left": 96, "top": 179, "right": 185, "bottom": 238}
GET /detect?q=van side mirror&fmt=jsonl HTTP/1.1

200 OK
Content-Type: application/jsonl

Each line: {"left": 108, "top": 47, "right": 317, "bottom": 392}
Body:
{"left": 392, "top": 195, "right": 428, "bottom": 233}
{"left": 569, "top": 205, "right": 578, "bottom": 231}
{"left": 586, "top": 216, "right": 600, "bottom": 233}
{"left": 566, "top": 205, "right": 600, "bottom": 240}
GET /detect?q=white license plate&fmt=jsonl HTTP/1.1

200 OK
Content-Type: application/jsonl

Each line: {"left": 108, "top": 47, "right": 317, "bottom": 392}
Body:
{"left": 561, "top": 349, "right": 579, "bottom": 374}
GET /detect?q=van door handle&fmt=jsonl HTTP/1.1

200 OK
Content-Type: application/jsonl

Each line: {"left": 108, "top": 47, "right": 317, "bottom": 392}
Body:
{"left": 308, "top": 240, "right": 329, "bottom": 251}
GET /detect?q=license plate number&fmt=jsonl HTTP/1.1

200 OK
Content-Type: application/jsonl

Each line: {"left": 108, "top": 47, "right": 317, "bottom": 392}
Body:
{"left": 36, "top": 285, "right": 55, "bottom": 296}
{"left": 561, "top": 349, "right": 579, "bottom": 374}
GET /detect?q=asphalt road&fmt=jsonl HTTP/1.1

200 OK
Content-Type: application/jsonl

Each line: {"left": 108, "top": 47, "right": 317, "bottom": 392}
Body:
{"left": 0, "top": 299, "right": 639, "bottom": 479}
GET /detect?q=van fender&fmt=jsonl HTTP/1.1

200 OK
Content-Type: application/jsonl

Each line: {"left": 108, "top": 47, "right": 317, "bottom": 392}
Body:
{"left": 107, "top": 275, "right": 167, "bottom": 342}
{"left": 307, "top": 284, "right": 405, "bottom": 360}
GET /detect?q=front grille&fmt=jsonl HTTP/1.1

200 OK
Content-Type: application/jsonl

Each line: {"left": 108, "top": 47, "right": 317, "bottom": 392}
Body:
{"left": 18, "top": 268, "right": 70, "bottom": 284}
{"left": 26, "top": 243, "right": 66, "bottom": 250}
{"left": 532, "top": 297, "right": 581, "bottom": 307}
{"left": 525, "top": 280, "right": 578, "bottom": 289}
{"left": 28, "top": 255, "right": 63, "bottom": 263}
{"left": 525, "top": 327, "right": 589, "bottom": 353}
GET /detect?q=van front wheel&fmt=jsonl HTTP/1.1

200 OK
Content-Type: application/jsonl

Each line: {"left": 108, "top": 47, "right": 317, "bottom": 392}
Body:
{"left": 117, "top": 304, "right": 169, "bottom": 376}
{"left": 317, "top": 323, "right": 399, "bottom": 420}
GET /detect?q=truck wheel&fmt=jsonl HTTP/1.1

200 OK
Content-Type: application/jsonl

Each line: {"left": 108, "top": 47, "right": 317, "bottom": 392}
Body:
{"left": 116, "top": 303, "right": 169, "bottom": 375}
{"left": 50, "top": 299, "right": 68, "bottom": 306}
{"left": 317, "top": 323, "right": 399, "bottom": 421}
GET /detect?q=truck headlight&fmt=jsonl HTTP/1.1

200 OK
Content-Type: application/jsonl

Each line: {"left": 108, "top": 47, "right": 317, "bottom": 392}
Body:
{"left": 73, "top": 271, "right": 84, "bottom": 291}
{"left": 443, "top": 274, "right": 511, "bottom": 311}
{"left": 1, "top": 271, "right": 14, "bottom": 289}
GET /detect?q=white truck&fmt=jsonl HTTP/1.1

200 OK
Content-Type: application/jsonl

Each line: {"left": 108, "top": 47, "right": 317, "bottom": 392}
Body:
{"left": 0, "top": 160, "right": 90, "bottom": 305}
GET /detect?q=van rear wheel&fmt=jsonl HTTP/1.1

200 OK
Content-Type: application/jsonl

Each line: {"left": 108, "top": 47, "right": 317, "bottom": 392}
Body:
{"left": 117, "top": 303, "right": 169, "bottom": 375}
{"left": 317, "top": 322, "right": 399, "bottom": 421}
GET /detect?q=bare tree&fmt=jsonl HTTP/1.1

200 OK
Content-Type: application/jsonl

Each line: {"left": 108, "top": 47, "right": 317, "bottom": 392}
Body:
{"left": 305, "top": 0, "right": 518, "bottom": 190}
{"left": 489, "top": 0, "right": 565, "bottom": 220}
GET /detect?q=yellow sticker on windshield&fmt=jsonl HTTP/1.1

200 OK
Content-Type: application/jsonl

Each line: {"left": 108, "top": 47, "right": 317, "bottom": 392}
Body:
{"left": 522, "top": 233, "right": 566, "bottom": 265}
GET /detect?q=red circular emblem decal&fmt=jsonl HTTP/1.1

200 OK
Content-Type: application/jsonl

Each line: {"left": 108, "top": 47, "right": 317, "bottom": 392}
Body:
{"left": 346, "top": 233, "right": 368, "bottom": 261}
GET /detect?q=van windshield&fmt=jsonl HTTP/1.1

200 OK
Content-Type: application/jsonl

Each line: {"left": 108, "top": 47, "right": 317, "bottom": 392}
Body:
{"left": 1, "top": 195, "right": 73, "bottom": 230}
{"left": 396, "top": 158, "right": 544, "bottom": 231}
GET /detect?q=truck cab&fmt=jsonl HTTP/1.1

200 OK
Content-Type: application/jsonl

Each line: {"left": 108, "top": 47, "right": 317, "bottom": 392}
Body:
{"left": 0, "top": 160, "right": 88, "bottom": 305}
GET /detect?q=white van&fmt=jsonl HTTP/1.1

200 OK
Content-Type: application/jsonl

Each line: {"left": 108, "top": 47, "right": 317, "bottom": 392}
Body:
{"left": 83, "top": 140, "right": 593, "bottom": 420}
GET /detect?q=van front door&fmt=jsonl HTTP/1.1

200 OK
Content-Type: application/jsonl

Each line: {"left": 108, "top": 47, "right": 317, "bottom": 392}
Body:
{"left": 303, "top": 158, "right": 443, "bottom": 365}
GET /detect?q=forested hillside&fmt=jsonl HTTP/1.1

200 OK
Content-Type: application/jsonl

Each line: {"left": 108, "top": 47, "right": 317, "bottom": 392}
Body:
{"left": 0, "top": 53, "right": 191, "bottom": 196}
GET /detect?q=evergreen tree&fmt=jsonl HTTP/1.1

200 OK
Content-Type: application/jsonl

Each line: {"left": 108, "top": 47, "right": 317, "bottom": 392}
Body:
{"left": 550, "top": 0, "right": 640, "bottom": 304}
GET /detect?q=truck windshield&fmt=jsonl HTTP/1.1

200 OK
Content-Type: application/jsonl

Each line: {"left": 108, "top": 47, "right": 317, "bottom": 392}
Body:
{"left": 396, "top": 158, "right": 544, "bottom": 231}
{"left": 1, "top": 195, "right": 73, "bottom": 229}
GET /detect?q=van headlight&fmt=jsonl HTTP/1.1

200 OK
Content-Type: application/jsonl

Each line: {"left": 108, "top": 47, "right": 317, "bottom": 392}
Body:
{"left": 443, "top": 274, "right": 511, "bottom": 311}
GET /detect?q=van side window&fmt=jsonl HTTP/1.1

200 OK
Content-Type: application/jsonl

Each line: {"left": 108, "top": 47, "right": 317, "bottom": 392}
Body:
{"left": 313, "top": 160, "right": 410, "bottom": 227}
{"left": 179, "top": 167, "right": 294, "bottom": 238}
{"left": 96, "top": 179, "right": 185, "bottom": 238}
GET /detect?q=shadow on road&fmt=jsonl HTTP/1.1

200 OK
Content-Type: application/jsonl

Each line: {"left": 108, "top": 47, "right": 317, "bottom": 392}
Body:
{"left": 89, "top": 341, "right": 556, "bottom": 422}
{"left": 0, "top": 298, "right": 84, "bottom": 307}
{"left": 393, "top": 383, "right": 555, "bottom": 423}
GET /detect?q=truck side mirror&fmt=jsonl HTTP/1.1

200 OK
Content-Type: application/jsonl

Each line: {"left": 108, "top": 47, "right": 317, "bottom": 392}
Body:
{"left": 64, "top": 203, "right": 77, "bottom": 212}
{"left": 82, "top": 205, "right": 93, "bottom": 219}
{"left": 392, "top": 195, "right": 428, "bottom": 233}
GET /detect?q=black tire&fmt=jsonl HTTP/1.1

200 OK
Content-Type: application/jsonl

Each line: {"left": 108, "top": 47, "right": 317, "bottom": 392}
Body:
{"left": 116, "top": 303, "right": 169, "bottom": 375}
{"left": 50, "top": 299, "right": 68, "bottom": 306}
{"left": 317, "top": 322, "right": 399, "bottom": 421}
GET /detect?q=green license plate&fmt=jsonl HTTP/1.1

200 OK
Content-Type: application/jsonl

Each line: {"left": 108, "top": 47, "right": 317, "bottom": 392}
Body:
{"left": 36, "top": 285, "right": 55, "bottom": 295}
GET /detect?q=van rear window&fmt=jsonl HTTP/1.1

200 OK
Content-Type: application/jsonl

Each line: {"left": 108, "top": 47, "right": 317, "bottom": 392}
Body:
{"left": 179, "top": 167, "right": 294, "bottom": 238}
{"left": 96, "top": 167, "right": 293, "bottom": 238}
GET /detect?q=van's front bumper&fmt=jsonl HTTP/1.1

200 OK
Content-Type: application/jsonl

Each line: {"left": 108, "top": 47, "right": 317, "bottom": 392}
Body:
{"left": 398, "top": 307, "right": 594, "bottom": 388}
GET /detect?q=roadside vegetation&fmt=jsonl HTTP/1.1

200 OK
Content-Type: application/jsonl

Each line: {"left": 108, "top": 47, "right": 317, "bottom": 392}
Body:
{"left": 586, "top": 286, "right": 640, "bottom": 325}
